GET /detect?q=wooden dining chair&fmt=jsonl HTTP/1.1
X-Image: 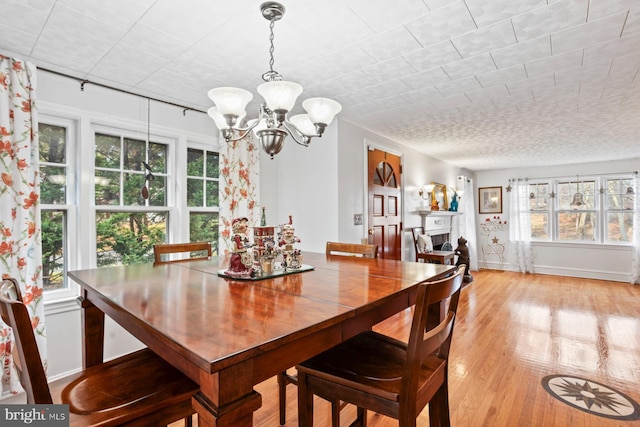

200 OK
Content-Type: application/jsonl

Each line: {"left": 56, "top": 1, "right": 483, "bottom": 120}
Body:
{"left": 153, "top": 241, "right": 212, "bottom": 266}
{"left": 278, "top": 241, "right": 379, "bottom": 425}
{"left": 325, "top": 241, "right": 379, "bottom": 258}
{"left": 0, "top": 277, "right": 199, "bottom": 427}
{"left": 296, "top": 265, "right": 465, "bottom": 427}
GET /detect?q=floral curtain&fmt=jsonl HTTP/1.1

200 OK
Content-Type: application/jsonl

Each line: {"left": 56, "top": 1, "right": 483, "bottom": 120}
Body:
{"left": 632, "top": 172, "right": 640, "bottom": 284}
{"left": 0, "top": 55, "right": 46, "bottom": 393}
{"left": 219, "top": 131, "right": 260, "bottom": 256}
{"left": 508, "top": 178, "right": 534, "bottom": 273}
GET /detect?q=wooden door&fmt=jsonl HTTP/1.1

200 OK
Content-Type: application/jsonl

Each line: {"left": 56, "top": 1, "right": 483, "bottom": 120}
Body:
{"left": 367, "top": 148, "right": 402, "bottom": 260}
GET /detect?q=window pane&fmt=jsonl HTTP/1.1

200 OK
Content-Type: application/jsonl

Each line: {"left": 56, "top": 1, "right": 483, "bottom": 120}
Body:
{"left": 123, "top": 172, "right": 145, "bottom": 205}
{"left": 558, "top": 180, "right": 596, "bottom": 210}
{"left": 41, "top": 210, "right": 65, "bottom": 291}
{"left": 96, "top": 211, "right": 166, "bottom": 267}
{"left": 206, "top": 181, "right": 219, "bottom": 207}
{"left": 607, "top": 212, "right": 633, "bottom": 242}
{"left": 206, "top": 152, "right": 219, "bottom": 178}
{"left": 148, "top": 175, "right": 166, "bottom": 206}
{"left": 39, "top": 124, "right": 66, "bottom": 163}
{"left": 123, "top": 138, "right": 145, "bottom": 171}
{"left": 190, "top": 213, "right": 219, "bottom": 255}
{"left": 557, "top": 212, "right": 596, "bottom": 241}
{"left": 41, "top": 165, "right": 66, "bottom": 204}
{"left": 187, "top": 148, "right": 204, "bottom": 176}
{"left": 95, "top": 171, "right": 121, "bottom": 205}
{"left": 187, "top": 178, "right": 204, "bottom": 207}
{"left": 149, "top": 142, "right": 167, "bottom": 173}
{"left": 606, "top": 178, "right": 634, "bottom": 210}
{"left": 528, "top": 183, "right": 549, "bottom": 210}
{"left": 95, "top": 134, "right": 121, "bottom": 168}
{"left": 530, "top": 213, "right": 549, "bottom": 239}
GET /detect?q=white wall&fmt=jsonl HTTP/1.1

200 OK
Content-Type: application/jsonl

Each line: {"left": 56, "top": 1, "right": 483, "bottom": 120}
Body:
{"left": 474, "top": 158, "right": 639, "bottom": 282}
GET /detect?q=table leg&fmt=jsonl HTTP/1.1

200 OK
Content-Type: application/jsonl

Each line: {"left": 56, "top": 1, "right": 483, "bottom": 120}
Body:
{"left": 193, "top": 362, "right": 263, "bottom": 427}
{"left": 78, "top": 293, "right": 104, "bottom": 368}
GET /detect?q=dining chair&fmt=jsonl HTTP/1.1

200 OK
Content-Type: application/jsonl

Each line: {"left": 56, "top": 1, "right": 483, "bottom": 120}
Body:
{"left": 277, "top": 241, "right": 379, "bottom": 425}
{"left": 153, "top": 241, "right": 212, "bottom": 266}
{"left": 0, "top": 277, "right": 199, "bottom": 427}
{"left": 412, "top": 227, "right": 454, "bottom": 265}
{"left": 296, "top": 265, "right": 465, "bottom": 427}
{"left": 325, "top": 241, "right": 379, "bottom": 258}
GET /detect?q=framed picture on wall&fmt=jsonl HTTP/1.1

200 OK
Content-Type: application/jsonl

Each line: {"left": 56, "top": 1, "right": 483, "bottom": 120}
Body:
{"left": 479, "top": 186, "right": 502, "bottom": 214}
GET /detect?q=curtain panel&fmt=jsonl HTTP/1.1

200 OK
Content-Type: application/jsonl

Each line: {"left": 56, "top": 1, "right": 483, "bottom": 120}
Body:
{"left": 632, "top": 173, "right": 640, "bottom": 284}
{"left": 508, "top": 178, "right": 534, "bottom": 274}
{"left": 219, "top": 131, "right": 260, "bottom": 257}
{"left": 0, "top": 56, "right": 46, "bottom": 393}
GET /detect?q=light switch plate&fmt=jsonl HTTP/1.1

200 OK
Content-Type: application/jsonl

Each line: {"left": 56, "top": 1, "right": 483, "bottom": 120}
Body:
{"left": 354, "top": 214, "right": 363, "bottom": 225}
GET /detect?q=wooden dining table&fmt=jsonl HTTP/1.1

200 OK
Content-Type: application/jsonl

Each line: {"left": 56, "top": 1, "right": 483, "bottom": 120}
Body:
{"left": 68, "top": 252, "right": 454, "bottom": 427}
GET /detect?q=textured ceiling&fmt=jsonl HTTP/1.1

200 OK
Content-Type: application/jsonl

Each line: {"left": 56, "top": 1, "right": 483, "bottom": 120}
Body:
{"left": 2, "top": 0, "right": 639, "bottom": 171}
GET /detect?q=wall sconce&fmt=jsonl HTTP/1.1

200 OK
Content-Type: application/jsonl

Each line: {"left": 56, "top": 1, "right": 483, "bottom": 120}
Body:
{"left": 418, "top": 184, "right": 435, "bottom": 209}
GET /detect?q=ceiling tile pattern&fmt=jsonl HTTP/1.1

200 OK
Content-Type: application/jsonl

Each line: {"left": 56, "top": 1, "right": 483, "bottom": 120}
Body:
{"left": 1, "top": 0, "right": 638, "bottom": 171}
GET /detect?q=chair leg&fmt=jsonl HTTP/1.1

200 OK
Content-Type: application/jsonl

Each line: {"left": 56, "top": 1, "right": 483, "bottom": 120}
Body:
{"left": 277, "top": 372, "right": 287, "bottom": 425}
{"left": 185, "top": 414, "right": 192, "bottom": 427}
{"left": 428, "top": 383, "right": 450, "bottom": 427}
{"left": 331, "top": 400, "right": 341, "bottom": 427}
{"left": 297, "top": 372, "right": 314, "bottom": 427}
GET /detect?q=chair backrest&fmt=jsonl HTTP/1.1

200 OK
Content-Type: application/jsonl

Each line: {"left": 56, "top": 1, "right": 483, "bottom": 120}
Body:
{"left": 153, "top": 241, "right": 212, "bottom": 266}
{"left": 0, "top": 278, "right": 53, "bottom": 404}
{"left": 401, "top": 265, "right": 465, "bottom": 400}
{"left": 412, "top": 226, "right": 428, "bottom": 254}
{"left": 326, "top": 241, "right": 378, "bottom": 258}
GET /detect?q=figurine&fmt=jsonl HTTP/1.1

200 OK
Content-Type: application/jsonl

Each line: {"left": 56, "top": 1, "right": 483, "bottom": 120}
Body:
{"left": 454, "top": 236, "right": 473, "bottom": 283}
{"left": 278, "top": 217, "right": 302, "bottom": 269}
{"left": 225, "top": 217, "right": 254, "bottom": 278}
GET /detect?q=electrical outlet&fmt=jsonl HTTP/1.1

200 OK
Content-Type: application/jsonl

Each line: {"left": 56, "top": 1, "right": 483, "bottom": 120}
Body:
{"left": 354, "top": 214, "right": 363, "bottom": 225}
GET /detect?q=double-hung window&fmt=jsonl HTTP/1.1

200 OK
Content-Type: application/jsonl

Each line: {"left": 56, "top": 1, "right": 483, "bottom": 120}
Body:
{"left": 39, "top": 118, "right": 77, "bottom": 301}
{"left": 94, "top": 129, "right": 169, "bottom": 267}
{"left": 528, "top": 175, "right": 635, "bottom": 244}
{"left": 186, "top": 146, "right": 220, "bottom": 254}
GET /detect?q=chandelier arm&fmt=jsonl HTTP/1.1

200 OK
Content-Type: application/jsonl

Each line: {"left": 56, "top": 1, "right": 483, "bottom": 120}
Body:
{"left": 282, "top": 121, "right": 312, "bottom": 146}
{"left": 224, "top": 119, "right": 262, "bottom": 142}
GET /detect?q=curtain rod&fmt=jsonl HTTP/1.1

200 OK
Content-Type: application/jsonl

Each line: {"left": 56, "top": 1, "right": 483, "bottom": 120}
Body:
{"left": 39, "top": 67, "right": 207, "bottom": 116}
{"left": 509, "top": 171, "right": 638, "bottom": 181}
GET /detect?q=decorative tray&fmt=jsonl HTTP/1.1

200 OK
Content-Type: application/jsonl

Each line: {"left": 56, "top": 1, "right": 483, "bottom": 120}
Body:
{"left": 217, "top": 264, "right": 314, "bottom": 281}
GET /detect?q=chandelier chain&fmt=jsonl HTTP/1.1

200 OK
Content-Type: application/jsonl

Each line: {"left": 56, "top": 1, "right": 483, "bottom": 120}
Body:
{"left": 262, "top": 18, "right": 281, "bottom": 82}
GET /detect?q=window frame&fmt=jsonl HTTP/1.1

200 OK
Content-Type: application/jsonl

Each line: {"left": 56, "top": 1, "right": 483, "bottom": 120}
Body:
{"left": 39, "top": 114, "right": 79, "bottom": 303}
{"left": 528, "top": 175, "right": 635, "bottom": 246}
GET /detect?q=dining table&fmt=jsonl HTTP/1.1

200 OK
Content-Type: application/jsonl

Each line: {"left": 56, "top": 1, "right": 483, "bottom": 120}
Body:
{"left": 68, "top": 251, "right": 455, "bottom": 427}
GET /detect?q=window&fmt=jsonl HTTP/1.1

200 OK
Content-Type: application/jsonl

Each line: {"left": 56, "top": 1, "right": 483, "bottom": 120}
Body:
{"left": 528, "top": 175, "right": 635, "bottom": 244}
{"left": 604, "top": 177, "right": 634, "bottom": 243}
{"left": 38, "top": 118, "right": 77, "bottom": 301}
{"left": 186, "top": 147, "right": 220, "bottom": 254}
{"left": 94, "top": 131, "right": 169, "bottom": 267}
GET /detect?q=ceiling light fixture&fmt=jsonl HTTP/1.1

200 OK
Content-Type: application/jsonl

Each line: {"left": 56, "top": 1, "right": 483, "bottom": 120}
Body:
{"left": 207, "top": 1, "right": 342, "bottom": 159}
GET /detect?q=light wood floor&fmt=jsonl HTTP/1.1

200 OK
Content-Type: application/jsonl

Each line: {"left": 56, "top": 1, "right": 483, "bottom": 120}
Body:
{"left": 175, "top": 270, "right": 640, "bottom": 426}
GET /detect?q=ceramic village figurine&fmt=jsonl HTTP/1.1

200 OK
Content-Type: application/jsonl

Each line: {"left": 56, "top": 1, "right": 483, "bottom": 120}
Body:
{"left": 225, "top": 217, "right": 254, "bottom": 278}
{"left": 278, "top": 217, "right": 302, "bottom": 269}
{"left": 454, "top": 236, "right": 473, "bottom": 283}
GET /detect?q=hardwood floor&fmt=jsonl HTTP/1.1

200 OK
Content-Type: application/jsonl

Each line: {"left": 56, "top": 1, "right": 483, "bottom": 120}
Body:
{"left": 175, "top": 270, "right": 640, "bottom": 426}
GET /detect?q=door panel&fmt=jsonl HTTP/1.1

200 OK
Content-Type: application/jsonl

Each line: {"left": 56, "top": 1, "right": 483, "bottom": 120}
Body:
{"left": 367, "top": 149, "right": 402, "bottom": 260}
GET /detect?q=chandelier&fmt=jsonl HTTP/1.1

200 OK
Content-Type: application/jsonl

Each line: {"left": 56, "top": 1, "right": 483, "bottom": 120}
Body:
{"left": 206, "top": 2, "right": 342, "bottom": 159}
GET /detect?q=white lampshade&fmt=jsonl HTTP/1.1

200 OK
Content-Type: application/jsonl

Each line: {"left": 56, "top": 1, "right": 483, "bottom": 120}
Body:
{"left": 207, "top": 87, "right": 253, "bottom": 117}
{"left": 208, "top": 107, "right": 246, "bottom": 130}
{"left": 289, "top": 114, "right": 316, "bottom": 136}
{"left": 207, "top": 106, "right": 229, "bottom": 130}
{"left": 257, "top": 81, "right": 303, "bottom": 111}
{"left": 302, "top": 97, "right": 342, "bottom": 125}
